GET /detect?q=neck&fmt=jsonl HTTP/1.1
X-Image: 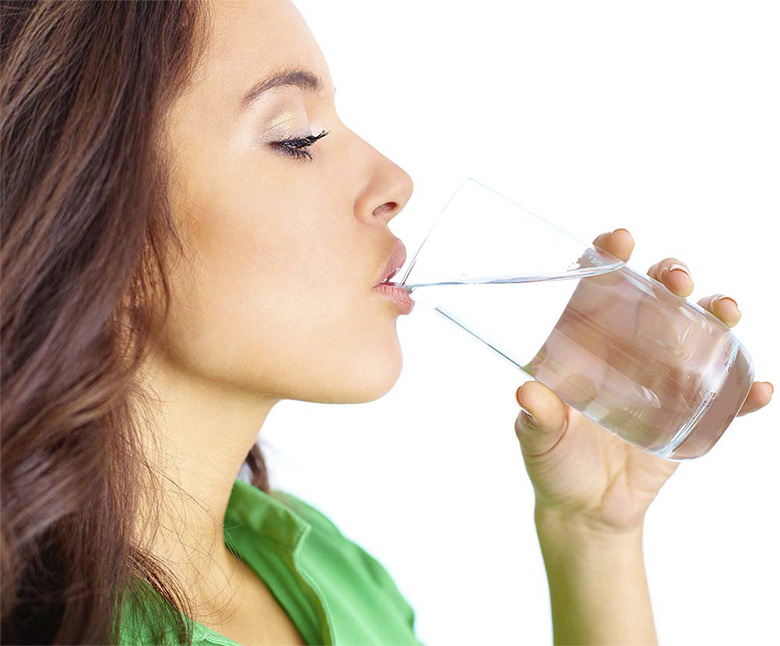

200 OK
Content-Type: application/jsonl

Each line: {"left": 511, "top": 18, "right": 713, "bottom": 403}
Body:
{"left": 130, "top": 352, "right": 279, "bottom": 614}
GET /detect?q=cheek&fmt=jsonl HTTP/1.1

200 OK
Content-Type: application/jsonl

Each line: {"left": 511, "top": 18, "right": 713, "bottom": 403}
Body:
{"left": 162, "top": 199, "right": 403, "bottom": 401}
{"left": 165, "top": 263, "right": 403, "bottom": 401}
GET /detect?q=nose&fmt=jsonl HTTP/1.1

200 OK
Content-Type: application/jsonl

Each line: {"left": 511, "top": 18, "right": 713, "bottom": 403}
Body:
{"left": 355, "top": 145, "right": 414, "bottom": 224}
{"left": 371, "top": 165, "right": 413, "bottom": 222}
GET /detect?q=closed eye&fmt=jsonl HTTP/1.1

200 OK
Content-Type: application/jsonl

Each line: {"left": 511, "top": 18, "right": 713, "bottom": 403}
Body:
{"left": 271, "top": 129, "right": 330, "bottom": 162}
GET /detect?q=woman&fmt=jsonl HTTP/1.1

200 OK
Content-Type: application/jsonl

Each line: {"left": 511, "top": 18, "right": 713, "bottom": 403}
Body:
{"left": 0, "top": 1, "right": 772, "bottom": 644}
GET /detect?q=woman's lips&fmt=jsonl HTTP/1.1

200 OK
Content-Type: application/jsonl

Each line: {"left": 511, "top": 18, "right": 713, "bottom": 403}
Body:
{"left": 373, "top": 283, "right": 414, "bottom": 314}
{"left": 375, "top": 238, "right": 407, "bottom": 286}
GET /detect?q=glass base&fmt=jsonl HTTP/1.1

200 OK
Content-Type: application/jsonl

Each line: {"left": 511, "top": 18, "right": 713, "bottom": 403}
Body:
{"left": 659, "top": 343, "right": 754, "bottom": 460}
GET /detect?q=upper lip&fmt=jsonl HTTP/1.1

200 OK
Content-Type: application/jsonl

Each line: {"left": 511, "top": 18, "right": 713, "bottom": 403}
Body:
{"left": 374, "top": 238, "right": 407, "bottom": 286}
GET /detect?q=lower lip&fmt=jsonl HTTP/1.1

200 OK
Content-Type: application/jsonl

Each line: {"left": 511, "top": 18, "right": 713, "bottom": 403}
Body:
{"left": 373, "top": 283, "right": 415, "bottom": 314}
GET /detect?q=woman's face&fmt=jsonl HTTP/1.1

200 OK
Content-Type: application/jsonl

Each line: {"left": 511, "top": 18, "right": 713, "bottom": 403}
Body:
{"left": 159, "top": 0, "right": 414, "bottom": 405}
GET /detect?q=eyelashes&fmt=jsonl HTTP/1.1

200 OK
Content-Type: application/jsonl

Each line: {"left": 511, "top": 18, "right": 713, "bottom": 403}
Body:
{"left": 270, "top": 128, "right": 330, "bottom": 162}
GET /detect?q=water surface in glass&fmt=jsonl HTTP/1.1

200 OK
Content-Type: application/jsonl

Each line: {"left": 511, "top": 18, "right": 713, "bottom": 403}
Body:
{"left": 394, "top": 179, "right": 754, "bottom": 459}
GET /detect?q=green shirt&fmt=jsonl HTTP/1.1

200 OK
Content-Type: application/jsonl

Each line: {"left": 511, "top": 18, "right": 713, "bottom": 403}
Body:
{"left": 118, "top": 477, "right": 424, "bottom": 645}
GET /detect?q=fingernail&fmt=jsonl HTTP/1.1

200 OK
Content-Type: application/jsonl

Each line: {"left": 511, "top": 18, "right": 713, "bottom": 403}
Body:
{"left": 515, "top": 388, "right": 536, "bottom": 421}
{"left": 520, "top": 406, "right": 536, "bottom": 422}
{"left": 767, "top": 382, "right": 774, "bottom": 395}
{"left": 663, "top": 263, "right": 691, "bottom": 278}
{"left": 717, "top": 295, "right": 739, "bottom": 310}
{"left": 610, "top": 228, "right": 631, "bottom": 236}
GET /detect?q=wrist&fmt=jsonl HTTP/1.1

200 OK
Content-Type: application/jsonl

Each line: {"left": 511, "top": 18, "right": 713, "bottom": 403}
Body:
{"left": 534, "top": 503, "right": 645, "bottom": 546}
{"left": 534, "top": 503, "right": 656, "bottom": 645}
{"left": 534, "top": 504, "right": 645, "bottom": 571}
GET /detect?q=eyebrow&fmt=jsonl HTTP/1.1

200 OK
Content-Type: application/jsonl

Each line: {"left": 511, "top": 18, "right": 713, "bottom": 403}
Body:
{"left": 239, "top": 67, "right": 335, "bottom": 111}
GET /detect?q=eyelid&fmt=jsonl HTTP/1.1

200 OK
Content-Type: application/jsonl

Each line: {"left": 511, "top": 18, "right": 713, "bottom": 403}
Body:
{"left": 262, "top": 99, "right": 310, "bottom": 136}
{"left": 270, "top": 128, "right": 330, "bottom": 162}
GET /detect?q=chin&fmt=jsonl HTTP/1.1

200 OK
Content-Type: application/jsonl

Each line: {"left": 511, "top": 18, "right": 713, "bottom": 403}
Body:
{"left": 318, "top": 334, "right": 404, "bottom": 405}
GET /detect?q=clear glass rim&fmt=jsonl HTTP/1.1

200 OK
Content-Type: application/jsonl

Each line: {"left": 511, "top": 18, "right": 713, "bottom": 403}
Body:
{"left": 398, "top": 176, "right": 626, "bottom": 291}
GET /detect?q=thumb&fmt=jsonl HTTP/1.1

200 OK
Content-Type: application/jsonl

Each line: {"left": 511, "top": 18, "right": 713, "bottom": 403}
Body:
{"left": 514, "top": 380, "right": 569, "bottom": 458}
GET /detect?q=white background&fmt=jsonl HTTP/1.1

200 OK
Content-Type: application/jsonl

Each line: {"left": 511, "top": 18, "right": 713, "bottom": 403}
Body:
{"left": 260, "top": 1, "right": 780, "bottom": 644}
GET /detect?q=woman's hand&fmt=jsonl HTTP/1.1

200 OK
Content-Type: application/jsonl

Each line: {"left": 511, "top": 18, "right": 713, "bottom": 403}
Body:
{"left": 514, "top": 228, "right": 773, "bottom": 534}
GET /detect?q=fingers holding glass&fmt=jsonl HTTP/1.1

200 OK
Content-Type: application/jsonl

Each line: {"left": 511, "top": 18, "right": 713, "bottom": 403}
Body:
{"left": 736, "top": 381, "right": 774, "bottom": 416}
{"left": 697, "top": 293, "right": 742, "bottom": 328}
{"left": 593, "top": 228, "right": 634, "bottom": 263}
{"left": 647, "top": 258, "right": 694, "bottom": 298}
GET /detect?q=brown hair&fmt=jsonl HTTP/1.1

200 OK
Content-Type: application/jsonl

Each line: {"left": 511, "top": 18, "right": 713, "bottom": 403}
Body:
{"left": 1, "top": 1, "right": 270, "bottom": 643}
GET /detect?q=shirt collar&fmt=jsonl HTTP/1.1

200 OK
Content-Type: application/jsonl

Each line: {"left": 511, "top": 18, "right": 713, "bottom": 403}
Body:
{"left": 223, "top": 478, "right": 311, "bottom": 553}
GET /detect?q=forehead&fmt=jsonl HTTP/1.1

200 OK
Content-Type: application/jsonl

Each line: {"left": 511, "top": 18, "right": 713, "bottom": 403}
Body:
{"left": 192, "top": 0, "right": 332, "bottom": 103}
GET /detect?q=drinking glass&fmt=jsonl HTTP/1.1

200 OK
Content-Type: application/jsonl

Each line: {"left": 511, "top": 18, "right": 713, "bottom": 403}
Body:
{"left": 391, "top": 178, "right": 754, "bottom": 460}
